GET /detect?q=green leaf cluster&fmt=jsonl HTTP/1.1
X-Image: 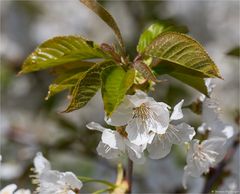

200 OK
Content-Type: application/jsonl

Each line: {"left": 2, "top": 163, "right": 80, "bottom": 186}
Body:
{"left": 20, "top": 0, "right": 223, "bottom": 115}
{"left": 20, "top": 35, "right": 134, "bottom": 114}
{"left": 136, "top": 22, "right": 222, "bottom": 95}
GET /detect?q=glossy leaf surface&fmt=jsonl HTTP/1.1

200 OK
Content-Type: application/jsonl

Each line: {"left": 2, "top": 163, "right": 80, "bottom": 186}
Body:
{"left": 46, "top": 61, "right": 95, "bottom": 99}
{"left": 64, "top": 61, "right": 116, "bottom": 113}
{"left": 20, "top": 36, "right": 106, "bottom": 74}
{"left": 137, "top": 21, "right": 188, "bottom": 53}
{"left": 102, "top": 66, "right": 135, "bottom": 116}
{"left": 144, "top": 32, "right": 222, "bottom": 78}
{"left": 153, "top": 61, "right": 208, "bottom": 95}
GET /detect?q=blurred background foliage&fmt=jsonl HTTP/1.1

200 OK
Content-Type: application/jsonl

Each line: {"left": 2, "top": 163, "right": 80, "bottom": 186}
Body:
{"left": 0, "top": 0, "right": 239, "bottom": 193}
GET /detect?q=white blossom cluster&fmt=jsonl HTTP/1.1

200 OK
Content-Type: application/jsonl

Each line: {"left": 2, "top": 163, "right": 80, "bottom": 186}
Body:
{"left": 87, "top": 79, "right": 234, "bottom": 189}
{"left": 0, "top": 153, "right": 82, "bottom": 194}
{"left": 87, "top": 90, "right": 195, "bottom": 164}
{"left": 0, "top": 82, "right": 234, "bottom": 192}
{"left": 32, "top": 152, "right": 82, "bottom": 194}
{"left": 182, "top": 79, "right": 235, "bottom": 188}
{"left": 0, "top": 184, "right": 30, "bottom": 194}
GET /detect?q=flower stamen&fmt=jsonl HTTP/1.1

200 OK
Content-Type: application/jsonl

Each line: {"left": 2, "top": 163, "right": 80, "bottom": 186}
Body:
{"left": 133, "top": 103, "right": 150, "bottom": 121}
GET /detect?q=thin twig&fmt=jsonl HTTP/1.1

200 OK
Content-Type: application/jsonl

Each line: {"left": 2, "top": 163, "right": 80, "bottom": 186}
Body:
{"left": 202, "top": 133, "right": 240, "bottom": 193}
{"left": 126, "top": 158, "right": 133, "bottom": 194}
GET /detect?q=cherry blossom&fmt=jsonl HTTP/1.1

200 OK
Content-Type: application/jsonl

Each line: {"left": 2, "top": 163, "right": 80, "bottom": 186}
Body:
{"left": 147, "top": 100, "right": 195, "bottom": 159}
{"left": 182, "top": 138, "right": 226, "bottom": 189}
{"left": 0, "top": 184, "right": 30, "bottom": 194}
{"left": 32, "top": 152, "right": 82, "bottom": 194}
{"left": 86, "top": 122, "right": 147, "bottom": 163}
{"left": 198, "top": 79, "right": 234, "bottom": 139}
{"left": 105, "top": 90, "right": 170, "bottom": 146}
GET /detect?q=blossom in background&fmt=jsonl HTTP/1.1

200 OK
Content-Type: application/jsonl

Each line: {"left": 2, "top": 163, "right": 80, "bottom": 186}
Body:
{"left": 105, "top": 90, "right": 170, "bottom": 146}
{"left": 32, "top": 152, "right": 82, "bottom": 194}
{"left": 147, "top": 100, "right": 196, "bottom": 159}
{"left": 182, "top": 138, "right": 226, "bottom": 189}
{"left": 198, "top": 79, "right": 234, "bottom": 139}
{"left": 86, "top": 122, "right": 146, "bottom": 163}
{"left": 0, "top": 184, "right": 30, "bottom": 194}
{"left": 0, "top": 155, "right": 23, "bottom": 184}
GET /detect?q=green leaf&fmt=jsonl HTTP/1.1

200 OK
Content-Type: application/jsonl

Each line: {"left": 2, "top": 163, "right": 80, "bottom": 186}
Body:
{"left": 153, "top": 60, "right": 209, "bottom": 78}
{"left": 80, "top": 0, "right": 125, "bottom": 52}
{"left": 152, "top": 61, "right": 208, "bottom": 95}
{"left": 137, "top": 21, "right": 188, "bottom": 53}
{"left": 46, "top": 72, "right": 85, "bottom": 100}
{"left": 170, "top": 72, "right": 208, "bottom": 96}
{"left": 227, "top": 46, "right": 240, "bottom": 57}
{"left": 64, "top": 61, "right": 116, "bottom": 113}
{"left": 50, "top": 60, "right": 95, "bottom": 75}
{"left": 102, "top": 66, "right": 135, "bottom": 116}
{"left": 46, "top": 61, "right": 95, "bottom": 99}
{"left": 144, "top": 32, "right": 222, "bottom": 78}
{"left": 20, "top": 36, "right": 106, "bottom": 74}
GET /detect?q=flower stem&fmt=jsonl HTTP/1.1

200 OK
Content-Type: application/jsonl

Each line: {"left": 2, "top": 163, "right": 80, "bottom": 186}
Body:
{"left": 126, "top": 158, "right": 133, "bottom": 194}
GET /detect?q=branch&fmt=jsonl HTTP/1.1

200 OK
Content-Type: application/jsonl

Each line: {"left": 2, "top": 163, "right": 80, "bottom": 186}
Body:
{"left": 126, "top": 158, "right": 133, "bottom": 194}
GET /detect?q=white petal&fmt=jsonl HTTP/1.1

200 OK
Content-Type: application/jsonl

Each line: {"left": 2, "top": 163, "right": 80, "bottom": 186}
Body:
{"left": 147, "top": 135, "right": 172, "bottom": 159}
{"left": 170, "top": 100, "right": 184, "bottom": 121}
{"left": 147, "top": 132, "right": 155, "bottom": 144}
{"left": 62, "top": 172, "right": 83, "bottom": 190}
{"left": 185, "top": 140, "right": 206, "bottom": 176}
{"left": 0, "top": 184, "right": 17, "bottom": 194}
{"left": 86, "top": 122, "right": 109, "bottom": 132}
{"left": 182, "top": 167, "right": 190, "bottom": 189}
{"left": 126, "top": 118, "right": 151, "bottom": 146}
{"left": 148, "top": 102, "right": 170, "bottom": 134}
{"left": 221, "top": 125, "right": 234, "bottom": 139}
{"left": 127, "top": 90, "right": 155, "bottom": 107}
{"left": 127, "top": 149, "right": 145, "bottom": 164}
{"left": 205, "top": 78, "right": 215, "bottom": 94}
{"left": 186, "top": 139, "right": 199, "bottom": 165}
{"left": 197, "top": 123, "right": 208, "bottom": 134}
{"left": 39, "top": 170, "right": 61, "bottom": 184}
{"left": 185, "top": 140, "right": 211, "bottom": 177}
{"left": 199, "top": 79, "right": 215, "bottom": 101}
{"left": 199, "top": 94, "right": 206, "bottom": 102}
{"left": 201, "top": 137, "right": 226, "bottom": 152}
{"left": 201, "top": 98, "right": 219, "bottom": 129}
{"left": 33, "top": 152, "right": 51, "bottom": 175}
{"left": 38, "top": 173, "right": 59, "bottom": 194}
{"left": 96, "top": 141, "right": 123, "bottom": 159}
{"left": 14, "top": 189, "right": 31, "bottom": 194}
{"left": 201, "top": 137, "right": 226, "bottom": 165}
{"left": 169, "top": 123, "right": 195, "bottom": 145}
{"left": 105, "top": 97, "right": 133, "bottom": 126}
{"left": 209, "top": 120, "right": 235, "bottom": 139}
{"left": 125, "top": 140, "right": 145, "bottom": 164}
{"left": 102, "top": 129, "right": 125, "bottom": 150}
{"left": 185, "top": 159, "right": 209, "bottom": 177}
